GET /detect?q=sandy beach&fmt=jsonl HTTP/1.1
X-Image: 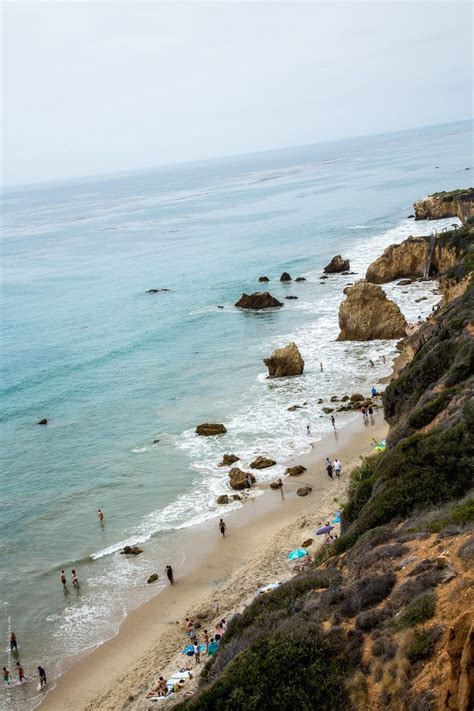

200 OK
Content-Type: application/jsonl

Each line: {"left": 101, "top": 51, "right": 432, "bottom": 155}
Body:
{"left": 41, "top": 412, "right": 387, "bottom": 711}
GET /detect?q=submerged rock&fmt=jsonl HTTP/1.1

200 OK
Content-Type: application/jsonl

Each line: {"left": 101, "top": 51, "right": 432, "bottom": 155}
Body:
{"left": 217, "top": 495, "right": 229, "bottom": 505}
{"left": 295, "top": 277, "right": 306, "bottom": 282}
{"left": 147, "top": 573, "right": 159, "bottom": 583}
{"left": 324, "top": 255, "right": 350, "bottom": 273}
{"left": 147, "top": 288, "right": 171, "bottom": 293}
{"left": 258, "top": 276, "right": 269, "bottom": 283}
{"left": 228, "top": 468, "right": 256, "bottom": 490}
{"left": 218, "top": 454, "right": 239, "bottom": 467}
{"left": 235, "top": 292, "right": 283, "bottom": 309}
{"left": 337, "top": 281, "right": 407, "bottom": 341}
{"left": 196, "top": 423, "right": 227, "bottom": 436}
{"left": 121, "top": 546, "right": 143, "bottom": 555}
{"left": 280, "top": 272, "right": 292, "bottom": 281}
{"left": 264, "top": 341, "right": 304, "bottom": 378}
{"left": 285, "top": 295, "right": 298, "bottom": 300}
{"left": 286, "top": 465, "right": 307, "bottom": 476}
{"left": 37, "top": 418, "right": 48, "bottom": 425}
{"left": 250, "top": 456, "right": 276, "bottom": 469}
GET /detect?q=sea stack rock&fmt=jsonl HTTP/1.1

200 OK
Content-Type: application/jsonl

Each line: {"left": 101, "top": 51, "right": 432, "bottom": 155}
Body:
{"left": 218, "top": 454, "right": 239, "bottom": 467}
{"left": 337, "top": 281, "right": 407, "bottom": 341}
{"left": 264, "top": 342, "right": 304, "bottom": 378}
{"left": 258, "top": 276, "right": 270, "bottom": 283}
{"left": 250, "top": 456, "right": 276, "bottom": 469}
{"left": 324, "top": 255, "right": 350, "bottom": 273}
{"left": 235, "top": 292, "right": 283, "bottom": 309}
{"left": 228, "top": 468, "right": 256, "bottom": 490}
{"left": 196, "top": 423, "right": 227, "bottom": 436}
{"left": 280, "top": 272, "right": 292, "bottom": 281}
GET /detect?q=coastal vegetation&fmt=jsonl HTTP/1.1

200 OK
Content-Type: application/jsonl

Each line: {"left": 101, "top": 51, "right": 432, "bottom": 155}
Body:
{"left": 178, "top": 224, "right": 473, "bottom": 710}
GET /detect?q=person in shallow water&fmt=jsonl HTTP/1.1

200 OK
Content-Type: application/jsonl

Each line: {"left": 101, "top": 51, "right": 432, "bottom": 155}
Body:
{"left": 219, "top": 519, "right": 227, "bottom": 537}
{"left": 3, "top": 667, "right": 10, "bottom": 684}
{"left": 71, "top": 569, "right": 79, "bottom": 587}
{"left": 60, "top": 569, "right": 67, "bottom": 587}
{"left": 10, "top": 632, "right": 18, "bottom": 651}
{"left": 330, "top": 415, "right": 336, "bottom": 430}
{"left": 97, "top": 509, "right": 104, "bottom": 523}
{"left": 306, "top": 424, "right": 311, "bottom": 436}
{"left": 165, "top": 565, "right": 174, "bottom": 584}
{"left": 38, "top": 666, "right": 47, "bottom": 688}
{"left": 16, "top": 662, "right": 25, "bottom": 682}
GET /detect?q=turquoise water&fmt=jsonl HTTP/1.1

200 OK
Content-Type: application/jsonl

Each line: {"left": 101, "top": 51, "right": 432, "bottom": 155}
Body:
{"left": 0, "top": 120, "right": 471, "bottom": 708}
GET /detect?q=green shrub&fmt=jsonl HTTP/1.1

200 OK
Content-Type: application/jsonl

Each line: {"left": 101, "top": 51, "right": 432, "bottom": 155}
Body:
{"left": 408, "top": 389, "right": 457, "bottom": 430}
{"left": 426, "top": 498, "right": 474, "bottom": 532}
{"left": 177, "top": 625, "right": 348, "bottom": 710}
{"left": 393, "top": 593, "right": 436, "bottom": 629}
{"left": 405, "top": 630, "right": 434, "bottom": 663}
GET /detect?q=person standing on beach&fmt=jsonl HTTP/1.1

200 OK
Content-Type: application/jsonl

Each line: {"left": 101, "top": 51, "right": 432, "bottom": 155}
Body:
{"left": 333, "top": 459, "right": 341, "bottom": 477}
{"left": 306, "top": 424, "right": 311, "bottom": 436}
{"left": 10, "top": 632, "right": 18, "bottom": 651}
{"left": 16, "top": 662, "right": 25, "bottom": 683}
{"left": 165, "top": 565, "right": 174, "bottom": 584}
{"left": 277, "top": 478, "right": 284, "bottom": 499}
{"left": 203, "top": 629, "right": 210, "bottom": 653}
{"left": 330, "top": 415, "right": 336, "bottom": 430}
{"left": 219, "top": 519, "right": 227, "bottom": 538}
{"left": 193, "top": 643, "right": 201, "bottom": 665}
{"left": 368, "top": 405, "right": 374, "bottom": 423}
{"left": 98, "top": 509, "right": 104, "bottom": 524}
{"left": 60, "top": 570, "right": 67, "bottom": 587}
{"left": 38, "top": 666, "right": 47, "bottom": 689}
{"left": 325, "top": 458, "right": 333, "bottom": 480}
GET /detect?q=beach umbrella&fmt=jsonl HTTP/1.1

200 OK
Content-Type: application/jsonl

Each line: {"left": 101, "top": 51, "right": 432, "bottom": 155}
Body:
{"left": 315, "top": 525, "right": 334, "bottom": 535}
{"left": 287, "top": 548, "right": 308, "bottom": 560}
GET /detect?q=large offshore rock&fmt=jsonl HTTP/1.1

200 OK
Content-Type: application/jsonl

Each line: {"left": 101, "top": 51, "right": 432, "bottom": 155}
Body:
{"left": 196, "top": 423, "right": 227, "bottom": 436}
{"left": 235, "top": 292, "right": 283, "bottom": 309}
{"left": 337, "top": 281, "right": 407, "bottom": 341}
{"left": 324, "top": 255, "right": 350, "bottom": 273}
{"left": 264, "top": 341, "right": 304, "bottom": 378}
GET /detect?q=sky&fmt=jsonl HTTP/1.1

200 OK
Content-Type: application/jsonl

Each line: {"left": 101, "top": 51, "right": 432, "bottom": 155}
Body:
{"left": 1, "top": 1, "right": 473, "bottom": 186}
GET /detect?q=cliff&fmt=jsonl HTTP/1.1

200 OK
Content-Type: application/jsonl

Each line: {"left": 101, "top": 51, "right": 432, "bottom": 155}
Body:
{"left": 337, "top": 281, "right": 407, "bottom": 341}
{"left": 177, "top": 282, "right": 473, "bottom": 711}
{"left": 414, "top": 188, "right": 474, "bottom": 223}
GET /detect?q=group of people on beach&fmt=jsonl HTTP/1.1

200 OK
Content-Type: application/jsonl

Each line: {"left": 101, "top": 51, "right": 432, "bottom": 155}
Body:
{"left": 325, "top": 458, "right": 342, "bottom": 480}
{"left": 2, "top": 632, "right": 47, "bottom": 691}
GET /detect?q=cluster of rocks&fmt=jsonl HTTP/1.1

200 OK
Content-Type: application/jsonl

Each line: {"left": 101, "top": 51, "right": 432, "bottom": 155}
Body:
{"left": 121, "top": 545, "right": 143, "bottom": 555}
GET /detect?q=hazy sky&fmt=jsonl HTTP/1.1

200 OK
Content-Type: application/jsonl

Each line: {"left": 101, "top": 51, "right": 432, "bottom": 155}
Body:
{"left": 2, "top": 1, "right": 472, "bottom": 186}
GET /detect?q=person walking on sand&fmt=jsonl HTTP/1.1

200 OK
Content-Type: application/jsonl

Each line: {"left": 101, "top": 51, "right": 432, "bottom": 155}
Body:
{"left": 38, "top": 666, "right": 47, "bottom": 689}
{"left": 277, "top": 478, "right": 284, "bottom": 499}
{"left": 330, "top": 415, "right": 336, "bottom": 430}
{"left": 165, "top": 565, "right": 174, "bottom": 585}
{"left": 193, "top": 643, "right": 201, "bottom": 665}
{"left": 203, "top": 629, "right": 210, "bottom": 653}
{"left": 60, "top": 570, "right": 67, "bottom": 587}
{"left": 368, "top": 405, "right": 374, "bottom": 423}
{"left": 10, "top": 632, "right": 18, "bottom": 651}
{"left": 325, "top": 458, "right": 333, "bottom": 480}
{"left": 16, "top": 662, "right": 25, "bottom": 683}
{"left": 71, "top": 569, "right": 79, "bottom": 587}
{"left": 306, "top": 424, "right": 311, "bottom": 436}
{"left": 219, "top": 518, "right": 227, "bottom": 538}
{"left": 98, "top": 509, "right": 104, "bottom": 523}
{"left": 333, "top": 459, "right": 342, "bottom": 477}
{"left": 3, "top": 668, "right": 10, "bottom": 685}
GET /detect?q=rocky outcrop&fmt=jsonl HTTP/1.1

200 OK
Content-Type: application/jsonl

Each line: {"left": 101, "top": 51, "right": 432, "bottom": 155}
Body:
{"left": 324, "top": 255, "right": 350, "bottom": 273}
{"left": 147, "top": 573, "right": 159, "bottom": 583}
{"left": 121, "top": 546, "right": 143, "bottom": 555}
{"left": 280, "top": 272, "right": 292, "bottom": 281}
{"left": 286, "top": 465, "right": 306, "bottom": 476}
{"left": 218, "top": 454, "right": 239, "bottom": 467}
{"left": 366, "top": 237, "right": 459, "bottom": 283}
{"left": 250, "top": 456, "right": 276, "bottom": 469}
{"left": 264, "top": 341, "right": 304, "bottom": 378}
{"left": 414, "top": 188, "right": 474, "bottom": 223}
{"left": 337, "top": 281, "right": 407, "bottom": 341}
{"left": 217, "top": 495, "right": 229, "bottom": 505}
{"left": 439, "top": 612, "right": 474, "bottom": 711}
{"left": 235, "top": 292, "right": 283, "bottom": 309}
{"left": 196, "top": 423, "right": 227, "bottom": 436}
{"left": 228, "top": 468, "right": 256, "bottom": 490}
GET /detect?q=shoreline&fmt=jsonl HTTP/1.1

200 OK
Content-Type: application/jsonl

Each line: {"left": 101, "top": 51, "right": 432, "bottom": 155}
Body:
{"left": 40, "top": 412, "right": 388, "bottom": 711}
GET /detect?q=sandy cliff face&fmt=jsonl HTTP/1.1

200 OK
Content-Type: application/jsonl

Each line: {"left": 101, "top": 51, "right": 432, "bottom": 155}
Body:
{"left": 414, "top": 189, "right": 474, "bottom": 223}
{"left": 337, "top": 281, "right": 407, "bottom": 341}
{"left": 366, "top": 237, "right": 459, "bottom": 283}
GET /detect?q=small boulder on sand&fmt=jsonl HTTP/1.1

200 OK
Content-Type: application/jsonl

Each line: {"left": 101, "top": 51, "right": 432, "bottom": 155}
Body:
{"left": 229, "top": 468, "right": 256, "bottom": 490}
{"left": 270, "top": 481, "right": 281, "bottom": 490}
{"left": 147, "top": 574, "right": 159, "bottom": 583}
{"left": 302, "top": 538, "right": 313, "bottom": 548}
{"left": 350, "top": 393, "right": 364, "bottom": 402}
{"left": 297, "top": 486, "right": 312, "bottom": 497}
{"left": 250, "top": 456, "right": 276, "bottom": 469}
{"left": 286, "top": 465, "right": 307, "bottom": 476}
{"left": 121, "top": 546, "right": 143, "bottom": 555}
{"left": 217, "top": 495, "right": 229, "bottom": 505}
{"left": 218, "top": 454, "right": 239, "bottom": 467}
{"left": 196, "top": 423, "right": 227, "bottom": 436}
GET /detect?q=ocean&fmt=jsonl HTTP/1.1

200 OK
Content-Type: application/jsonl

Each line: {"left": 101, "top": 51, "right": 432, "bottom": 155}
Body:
{"left": 0, "top": 119, "right": 471, "bottom": 708}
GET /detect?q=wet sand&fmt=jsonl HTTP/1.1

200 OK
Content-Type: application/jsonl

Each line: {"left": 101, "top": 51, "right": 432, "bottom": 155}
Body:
{"left": 41, "top": 412, "right": 387, "bottom": 711}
